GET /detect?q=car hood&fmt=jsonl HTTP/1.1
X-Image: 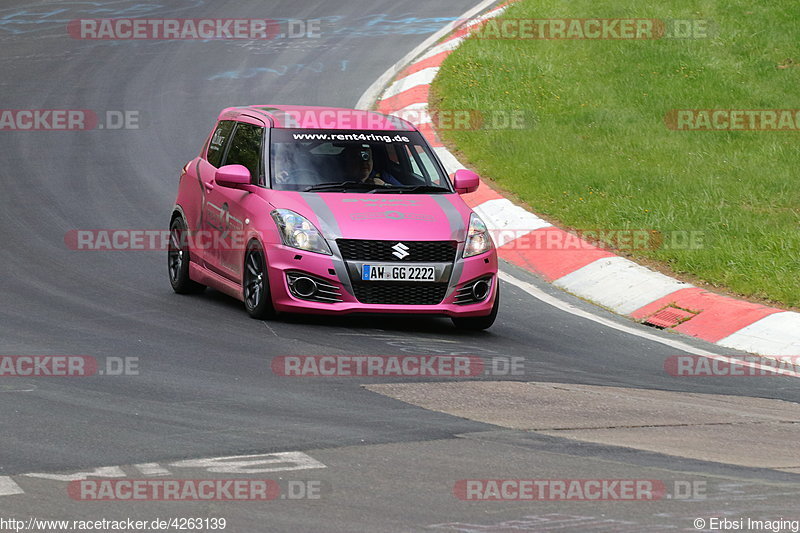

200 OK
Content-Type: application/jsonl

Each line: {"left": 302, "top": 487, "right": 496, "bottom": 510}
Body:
{"left": 272, "top": 191, "right": 472, "bottom": 242}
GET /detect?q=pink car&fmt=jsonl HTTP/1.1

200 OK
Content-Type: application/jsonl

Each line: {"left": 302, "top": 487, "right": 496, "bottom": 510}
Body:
{"left": 169, "top": 105, "right": 499, "bottom": 329}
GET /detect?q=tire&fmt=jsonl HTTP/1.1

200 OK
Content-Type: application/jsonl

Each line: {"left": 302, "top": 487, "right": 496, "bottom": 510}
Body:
{"left": 168, "top": 217, "right": 205, "bottom": 294}
{"left": 243, "top": 241, "right": 277, "bottom": 319}
{"left": 451, "top": 284, "right": 499, "bottom": 331}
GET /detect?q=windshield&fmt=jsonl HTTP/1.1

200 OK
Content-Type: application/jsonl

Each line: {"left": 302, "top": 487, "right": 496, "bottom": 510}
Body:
{"left": 269, "top": 129, "right": 452, "bottom": 192}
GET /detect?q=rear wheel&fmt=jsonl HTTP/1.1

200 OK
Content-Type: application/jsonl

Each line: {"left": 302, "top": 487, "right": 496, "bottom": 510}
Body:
{"left": 168, "top": 217, "right": 205, "bottom": 294}
{"left": 451, "top": 284, "right": 499, "bottom": 331}
{"left": 243, "top": 242, "right": 276, "bottom": 319}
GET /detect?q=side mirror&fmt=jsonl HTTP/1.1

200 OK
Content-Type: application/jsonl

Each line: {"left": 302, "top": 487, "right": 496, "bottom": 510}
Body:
{"left": 215, "top": 164, "right": 251, "bottom": 187}
{"left": 453, "top": 169, "right": 480, "bottom": 194}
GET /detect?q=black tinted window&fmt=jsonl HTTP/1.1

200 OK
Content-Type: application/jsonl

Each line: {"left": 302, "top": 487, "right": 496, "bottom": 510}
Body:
{"left": 223, "top": 122, "right": 263, "bottom": 183}
{"left": 206, "top": 120, "right": 235, "bottom": 167}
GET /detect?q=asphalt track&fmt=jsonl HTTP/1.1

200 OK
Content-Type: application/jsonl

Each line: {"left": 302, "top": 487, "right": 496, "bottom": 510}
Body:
{"left": 1, "top": 1, "right": 800, "bottom": 531}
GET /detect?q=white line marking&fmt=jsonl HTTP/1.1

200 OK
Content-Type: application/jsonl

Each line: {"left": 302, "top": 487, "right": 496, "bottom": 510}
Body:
{"left": 24, "top": 466, "right": 125, "bottom": 482}
{"left": 0, "top": 477, "right": 24, "bottom": 496}
{"left": 170, "top": 452, "right": 326, "bottom": 474}
{"left": 133, "top": 463, "right": 171, "bottom": 476}
{"left": 263, "top": 321, "right": 278, "bottom": 337}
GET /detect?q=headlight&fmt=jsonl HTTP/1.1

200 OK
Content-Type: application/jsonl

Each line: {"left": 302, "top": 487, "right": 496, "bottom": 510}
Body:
{"left": 271, "top": 209, "right": 332, "bottom": 255}
{"left": 463, "top": 213, "right": 493, "bottom": 258}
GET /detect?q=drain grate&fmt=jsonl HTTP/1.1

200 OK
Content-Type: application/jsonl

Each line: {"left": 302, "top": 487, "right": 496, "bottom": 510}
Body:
{"left": 644, "top": 305, "right": 698, "bottom": 328}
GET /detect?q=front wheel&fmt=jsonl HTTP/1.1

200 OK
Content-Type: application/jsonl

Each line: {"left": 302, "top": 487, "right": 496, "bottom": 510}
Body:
{"left": 243, "top": 242, "right": 277, "bottom": 319}
{"left": 168, "top": 217, "right": 205, "bottom": 294}
{"left": 451, "top": 284, "right": 499, "bottom": 331}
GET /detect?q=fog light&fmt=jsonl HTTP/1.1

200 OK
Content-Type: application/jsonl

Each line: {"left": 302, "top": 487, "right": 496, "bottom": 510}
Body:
{"left": 292, "top": 276, "right": 318, "bottom": 298}
{"left": 472, "top": 279, "right": 490, "bottom": 301}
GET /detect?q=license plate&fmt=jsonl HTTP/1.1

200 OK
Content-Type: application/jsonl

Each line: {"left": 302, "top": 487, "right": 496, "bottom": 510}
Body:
{"left": 362, "top": 264, "right": 437, "bottom": 282}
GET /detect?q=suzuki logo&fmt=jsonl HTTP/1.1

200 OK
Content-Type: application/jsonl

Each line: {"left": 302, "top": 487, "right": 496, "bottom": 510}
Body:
{"left": 391, "top": 242, "right": 410, "bottom": 259}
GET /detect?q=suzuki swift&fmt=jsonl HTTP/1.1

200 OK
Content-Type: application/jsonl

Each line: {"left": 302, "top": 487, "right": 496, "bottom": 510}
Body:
{"left": 169, "top": 105, "right": 499, "bottom": 329}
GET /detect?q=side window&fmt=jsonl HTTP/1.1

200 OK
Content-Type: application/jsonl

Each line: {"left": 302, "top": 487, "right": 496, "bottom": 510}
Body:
{"left": 223, "top": 122, "right": 264, "bottom": 184}
{"left": 206, "top": 120, "right": 235, "bottom": 168}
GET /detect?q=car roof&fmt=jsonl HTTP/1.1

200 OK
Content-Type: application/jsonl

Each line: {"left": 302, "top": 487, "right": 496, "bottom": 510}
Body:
{"left": 217, "top": 105, "right": 417, "bottom": 132}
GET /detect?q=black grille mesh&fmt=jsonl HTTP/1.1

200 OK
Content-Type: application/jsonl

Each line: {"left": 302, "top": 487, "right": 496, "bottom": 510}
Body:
{"left": 337, "top": 240, "right": 457, "bottom": 262}
{"left": 352, "top": 282, "right": 448, "bottom": 305}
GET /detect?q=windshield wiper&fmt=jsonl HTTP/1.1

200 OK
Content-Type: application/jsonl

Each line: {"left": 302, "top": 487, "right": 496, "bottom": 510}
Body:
{"left": 304, "top": 181, "right": 376, "bottom": 192}
{"left": 369, "top": 185, "right": 452, "bottom": 194}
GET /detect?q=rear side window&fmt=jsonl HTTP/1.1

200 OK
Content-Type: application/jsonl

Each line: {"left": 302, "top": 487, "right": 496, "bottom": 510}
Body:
{"left": 206, "top": 120, "right": 235, "bottom": 167}
{"left": 223, "top": 122, "right": 264, "bottom": 184}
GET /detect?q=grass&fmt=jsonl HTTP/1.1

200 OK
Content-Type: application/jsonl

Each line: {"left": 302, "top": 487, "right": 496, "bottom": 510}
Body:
{"left": 431, "top": 0, "right": 800, "bottom": 308}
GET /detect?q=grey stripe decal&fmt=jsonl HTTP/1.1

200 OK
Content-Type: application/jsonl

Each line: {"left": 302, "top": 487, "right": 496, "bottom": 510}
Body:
{"left": 446, "top": 243, "right": 466, "bottom": 299}
{"left": 327, "top": 241, "right": 355, "bottom": 297}
{"left": 299, "top": 192, "right": 342, "bottom": 239}
{"left": 298, "top": 193, "right": 353, "bottom": 296}
{"left": 431, "top": 195, "right": 468, "bottom": 298}
{"left": 431, "top": 195, "right": 466, "bottom": 241}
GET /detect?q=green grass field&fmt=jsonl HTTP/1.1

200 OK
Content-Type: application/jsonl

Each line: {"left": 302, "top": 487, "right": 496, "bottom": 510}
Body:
{"left": 431, "top": 0, "right": 800, "bottom": 308}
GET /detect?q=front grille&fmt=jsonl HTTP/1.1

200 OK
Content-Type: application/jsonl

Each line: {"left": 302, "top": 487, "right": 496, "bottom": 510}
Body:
{"left": 337, "top": 240, "right": 457, "bottom": 262}
{"left": 352, "top": 282, "right": 448, "bottom": 305}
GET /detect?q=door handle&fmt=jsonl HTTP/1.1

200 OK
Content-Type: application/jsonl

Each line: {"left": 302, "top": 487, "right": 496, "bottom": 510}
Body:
{"left": 204, "top": 182, "right": 214, "bottom": 192}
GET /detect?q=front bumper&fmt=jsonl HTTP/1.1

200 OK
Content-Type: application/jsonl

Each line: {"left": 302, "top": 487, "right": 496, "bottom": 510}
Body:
{"left": 264, "top": 243, "right": 498, "bottom": 317}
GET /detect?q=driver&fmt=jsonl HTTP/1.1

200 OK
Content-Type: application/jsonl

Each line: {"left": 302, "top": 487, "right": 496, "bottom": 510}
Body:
{"left": 343, "top": 144, "right": 400, "bottom": 186}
